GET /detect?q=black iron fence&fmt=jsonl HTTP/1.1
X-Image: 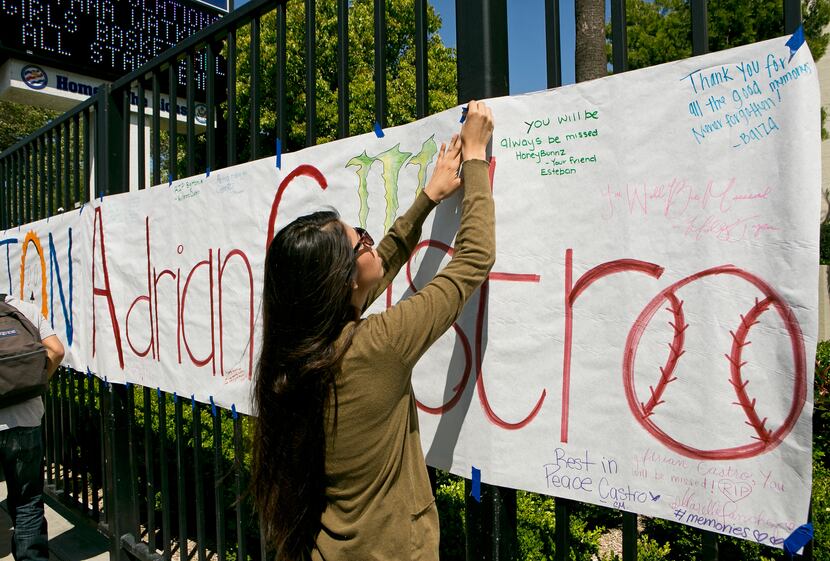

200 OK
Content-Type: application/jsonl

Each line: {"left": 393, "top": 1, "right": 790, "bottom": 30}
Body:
{"left": 0, "top": 0, "right": 813, "bottom": 560}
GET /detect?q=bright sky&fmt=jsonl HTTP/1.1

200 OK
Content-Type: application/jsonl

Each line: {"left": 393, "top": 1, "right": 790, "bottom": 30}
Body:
{"left": 224, "top": 0, "right": 580, "bottom": 95}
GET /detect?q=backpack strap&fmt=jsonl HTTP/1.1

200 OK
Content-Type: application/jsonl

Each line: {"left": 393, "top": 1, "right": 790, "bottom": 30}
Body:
{"left": 0, "top": 299, "right": 41, "bottom": 341}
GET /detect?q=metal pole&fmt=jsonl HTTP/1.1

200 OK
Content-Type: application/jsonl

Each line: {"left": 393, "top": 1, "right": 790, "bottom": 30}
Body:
{"left": 455, "top": 0, "right": 510, "bottom": 102}
{"left": 455, "top": 2, "right": 514, "bottom": 559}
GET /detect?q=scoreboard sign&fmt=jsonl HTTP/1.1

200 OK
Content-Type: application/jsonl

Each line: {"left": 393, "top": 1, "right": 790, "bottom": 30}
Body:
{"left": 0, "top": 0, "right": 224, "bottom": 81}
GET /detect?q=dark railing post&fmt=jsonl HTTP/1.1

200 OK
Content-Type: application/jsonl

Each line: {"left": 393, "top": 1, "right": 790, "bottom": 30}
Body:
{"left": 455, "top": 2, "right": 514, "bottom": 559}
{"left": 455, "top": 0, "right": 510, "bottom": 102}
{"left": 691, "top": 0, "right": 709, "bottom": 56}
{"left": 610, "top": 0, "right": 627, "bottom": 72}
{"left": 104, "top": 383, "right": 140, "bottom": 560}
{"left": 545, "top": 0, "right": 562, "bottom": 88}
{"left": 553, "top": 498, "right": 570, "bottom": 561}
{"left": 784, "top": 0, "right": 802, "bottom": 34}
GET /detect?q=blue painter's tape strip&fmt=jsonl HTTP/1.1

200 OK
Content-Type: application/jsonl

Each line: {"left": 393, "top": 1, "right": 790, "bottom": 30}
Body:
{"left": 126, "top": 381, "right": 132, "bottom": 389}
{"left": 99, "top": 191, "right": 103, "bottom": 203}
{"left": 86, "top": 367, "right": 92, "bottom": 379}
{"left": 231, "top": 403, "right": 238, "bottom": 420}
{"left": 206, "top": 166, "right": 211, "bottom": 178}
{"left": 173, "top": 391, "right": 178, "bottom": 403}
{"left": 79, "top": 203, "right": 85, "bottom": 216}
{"left": 460, "top": 105, "right": 468, "bottom": 123}
{"left": 276, "top": 138, "right": 282, "bottom": 169}
{"left": 168, "top": 173, "right": 173, "bottom": 187}
{"left": 786, "top": 24, "right": 806, "bottom": 62}
{"left": 157, "top": 387, "right": 161, "bottom": 399}
{"left": 783, "top": 523, "right": 813, "bottom": 556}
{"left": 103, "top": 376, "right": 108, "bottom": 388}
{"left": 373, "top": 121, "right": 385, "bottom": 138}
{"left": 471, "top": 466, "right": 481, "bottom": 502}
{"left": 191, "top": 394, "right": 196, "bottom": 411}
{"left": 210, "top": 396, "right": 217, "bottom": 417}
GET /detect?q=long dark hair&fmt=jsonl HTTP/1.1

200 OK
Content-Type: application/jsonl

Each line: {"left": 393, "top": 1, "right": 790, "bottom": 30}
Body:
{"left": 252, "top": 211, "right": 358, "bottom": 560}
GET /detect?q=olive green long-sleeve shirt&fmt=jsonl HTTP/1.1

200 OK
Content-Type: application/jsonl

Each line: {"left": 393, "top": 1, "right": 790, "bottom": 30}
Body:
{"left": 313, "top": 159, "right": 495, "bottom": 561}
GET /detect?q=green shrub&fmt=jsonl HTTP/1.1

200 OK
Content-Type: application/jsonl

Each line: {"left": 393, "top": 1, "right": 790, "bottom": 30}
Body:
{"left": 821, "top": 223, "right": 830, "bottom": 264}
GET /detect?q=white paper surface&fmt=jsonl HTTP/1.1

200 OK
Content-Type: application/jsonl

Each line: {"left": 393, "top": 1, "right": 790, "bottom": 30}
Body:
{"left": 5, "top": 36, "right": 818, "bottom": 546}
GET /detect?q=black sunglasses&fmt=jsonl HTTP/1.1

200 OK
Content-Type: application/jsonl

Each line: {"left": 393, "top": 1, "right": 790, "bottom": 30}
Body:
{"left": 353, "top": 227, "right": 375, "bottom": 254}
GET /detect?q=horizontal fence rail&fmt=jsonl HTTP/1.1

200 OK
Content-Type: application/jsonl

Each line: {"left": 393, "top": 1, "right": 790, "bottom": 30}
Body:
{"left": 0, "top": 0, "right": 814, "bottom": 560}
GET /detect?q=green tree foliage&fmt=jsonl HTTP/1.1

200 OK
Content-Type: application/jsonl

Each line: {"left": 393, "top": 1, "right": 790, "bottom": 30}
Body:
{"left": 232, "top": 0, "right": 457, "bottom": 155}
{"left": 616, "top": 0, "right": 830, "bottom": 71}
{"left": 0, "top": 100, "right": 59, "bottom": 153}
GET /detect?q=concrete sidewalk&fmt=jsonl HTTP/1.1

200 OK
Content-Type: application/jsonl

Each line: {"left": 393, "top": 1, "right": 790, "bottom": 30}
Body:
{"left": 0, "top": 480, "right": 109, "bottom": 561}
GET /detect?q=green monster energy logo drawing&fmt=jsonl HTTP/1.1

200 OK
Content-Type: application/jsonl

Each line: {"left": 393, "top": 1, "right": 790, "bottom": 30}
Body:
{"left": 346, "top": 136, "right": 439, "bottom": 231}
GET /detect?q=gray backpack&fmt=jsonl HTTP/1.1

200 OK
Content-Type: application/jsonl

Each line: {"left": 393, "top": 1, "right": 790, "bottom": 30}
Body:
{"left": 0, "top": 296, "right": 48, "bottom": 408}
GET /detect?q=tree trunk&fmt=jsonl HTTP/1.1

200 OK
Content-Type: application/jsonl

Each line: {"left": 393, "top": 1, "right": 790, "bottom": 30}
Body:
{"left": 575, "top": 0, "right": 607, "bottom": 82}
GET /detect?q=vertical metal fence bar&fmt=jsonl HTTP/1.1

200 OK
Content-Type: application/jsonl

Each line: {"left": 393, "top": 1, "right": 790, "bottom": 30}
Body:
{"left": 213, "top": 407, "right": 226, "bottom": 561}
{"left": 11, "top": 153, "right": 15, "bottom": 225}
{"left": 305, "top": 0, "right": 317, "bottom": 146}
{"left": 61, "top": 372, "right": 70, "bottom": 494}
{"left": 91, "top": 377, "right": 102, "bottom": 519}
{"left": 82, "top": 111, "right": 91, "bottom": 204}
{"left": 554, "top": 498, "right": 571, "bottom": 561}
{"left": 374, "top": 0, "right": 386, "bottom": 128}
{"left": 63, "top": 122, "right": 70, "bottom": 211}
{"left": 52, "top": 376, "right": 62, "bottom": 488}
{"left": 55, "top": 130, "right": 62, "bottom": 216}
{"left": 784, "top": 0, "right": 802, "bottom": 33}
{"left": 38, "top": 136, "right": 45, "bottom": 219}
{"left": 4, "top": 156, "right": 10, "bottom": 227}
{"left": 126, "top": 385, "right": 141, "bottom": 540}
{"left": 8, "top": 153, "right": 14, "bottom": 227}
{"left": 44, "top": 374, "right": 53, "bottom": 486}
{"left": 24, "top": 145, "right": 31, "bottom": 223}
{"left": 414, "top": 0, "right": 428, "bottom": 119}
{"left": 13, "top": 151, "right": 20, "bottom": 226}
{"left": 250, "top": 17, "right": 261, "bottom": 159}
{"left": 691, "top": 0, "right": 708, "bottom": 55}
{"left": 121, "top": 89, "right": 131, "bottom": 192}
{"left": 159, "top": 390, "right": 172, "bottom": 559}
{"left": 545, "top": 0, "right": 562, "bottom": 88}
{"left": 701, "top": 532, "right": 718, "bottom": 560}
{"left": 622, "top": 512, "right": 637, "bottom": 561}
{"left": 105, "top": 385, "right": 117, "bottom": 546}
{"left": 611, "top": 0, "right": 627, "bottom": 73}
{"left": 227, "top": 28, "right": 238, "bottom": 166}
{"left": 73, "top": 115, "right": 81, "bottom": 207}
{"left": 187, "top": 53, "right": 196, "bottom": 177}
{"left": 143, "top": 386, "right": 156, "bottom": 552}
{"left": 276, "top": 4, "right": 287, "bottom": 145}
{"left": 79, "top": 374, "right": 89, "bottom": 512}
{"left": 138, "top": 82, "right": 147, "bottom": 190}
{"left": 169, "top": 64, "right": 178, "bottom": 183}
{"left": 336, "top": 0, "right": 349, "bottom": 137}
{"left": 2, "top": 158, "right": 7, "bottom": 228}
{"left": 30, "top": 142, "right": 38, "bottom": 222}
{"left": 234, "top": 412, "right": 246, "bottom": 561}
{"left": 206, "top": 43, "right": 217, "bottom": 173}
{"left": 68, "top": 372, "right": 79, "bottom": 502}
{"left": 0, "top": 159, "right": 6, "bottom": 229}
{"left": 15, "top": 151, "right": 22, "bottom": 225}
{"left": 193, "top": 401, "right": 207, "bottom": 561}
{"left": 46, "top": 132, "right": 54, "bottom": 218}
{"left": 175, "top": 395, "right": 188, "bottom": 560}
{"left": 152, "top": 72, "right": 162, "bottom": 187}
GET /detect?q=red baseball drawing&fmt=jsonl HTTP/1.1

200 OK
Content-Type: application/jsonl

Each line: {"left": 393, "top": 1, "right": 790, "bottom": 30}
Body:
{"left": 623, "top": 265, "right": 807, "bottom": 460}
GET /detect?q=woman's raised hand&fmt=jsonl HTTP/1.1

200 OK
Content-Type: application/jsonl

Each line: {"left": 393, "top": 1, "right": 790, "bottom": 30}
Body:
{"left": 424, "top": 134, "right": 462, "bottom": 203}
{"left": 460, "top": 100, "right": 494, "bottom": 162}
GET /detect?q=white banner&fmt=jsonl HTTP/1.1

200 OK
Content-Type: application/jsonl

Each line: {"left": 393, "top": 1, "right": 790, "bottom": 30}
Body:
{"left": 6, "top": 36, "right": 818, "bottom": 547}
